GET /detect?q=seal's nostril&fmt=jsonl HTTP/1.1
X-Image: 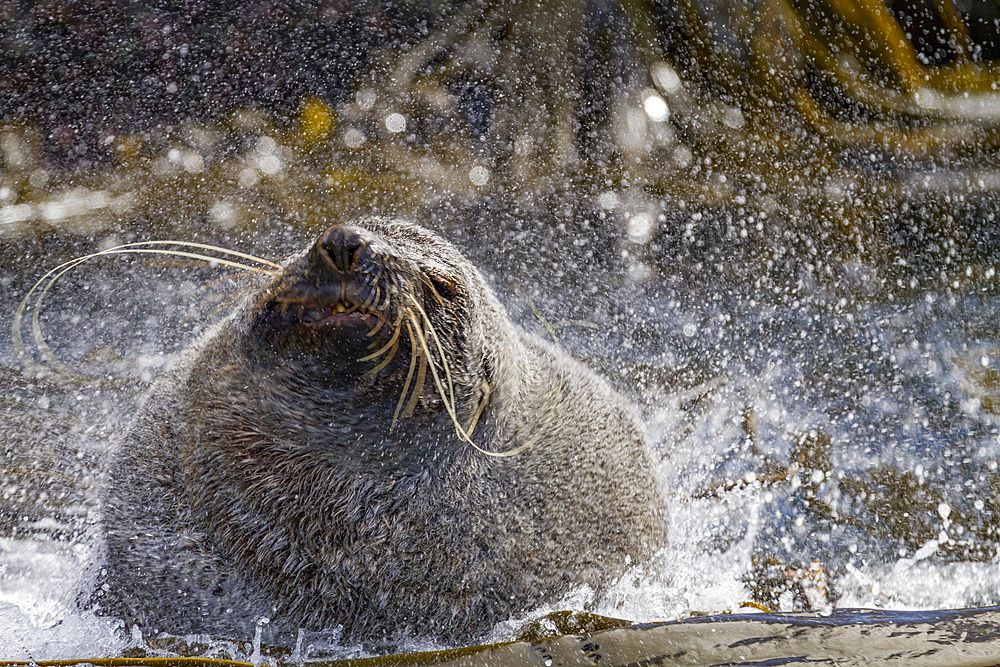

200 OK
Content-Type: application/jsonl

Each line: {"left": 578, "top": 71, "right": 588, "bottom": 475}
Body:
{"left": 320, "top": 226, "right": 365, "bottom": 273}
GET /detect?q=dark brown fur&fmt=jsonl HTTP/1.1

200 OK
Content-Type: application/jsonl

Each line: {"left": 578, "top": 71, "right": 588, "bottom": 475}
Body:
{"left": 97, "top": 218, "right": 666, "bottom": 645}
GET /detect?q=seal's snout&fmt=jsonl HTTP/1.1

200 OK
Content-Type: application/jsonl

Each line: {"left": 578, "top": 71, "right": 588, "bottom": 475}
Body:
{"left": 319, "top": 225, "right": 366, "bottom": 274}
{"left": 256, "top": 224, "right": 390, "bottom": 339}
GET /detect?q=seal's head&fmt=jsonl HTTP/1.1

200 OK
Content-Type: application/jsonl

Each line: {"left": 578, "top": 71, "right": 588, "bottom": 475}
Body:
{"left": 213, "top": 218, "right": 505, "bottom": 467}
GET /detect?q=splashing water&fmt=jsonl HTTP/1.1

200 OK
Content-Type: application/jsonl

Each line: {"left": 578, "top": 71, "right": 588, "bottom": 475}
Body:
{"left": 4, "top": 226, "right": 1000, "bottom": 661}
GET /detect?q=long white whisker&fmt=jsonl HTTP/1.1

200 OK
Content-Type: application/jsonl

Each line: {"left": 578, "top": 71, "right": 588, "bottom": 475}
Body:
{"left": 406, "top": 293, "right": 457, "bottom": 415}
{"left": 403, "top": 343, "right": 428, "bottom": 419}
{"left": 392, "top": 320, "right": 420, "bottom": 429}
{"left": 13, "top": 242, "right": 278, "bottom": 378}
{"left": 359, "top": 314, "right": 403, "bottom": 362}
{"left": 127, "top": 240, "right": 282, "bottom": 269}
{"left": 405, "top": 310, "right": 463, "bottom": 436}
{"left": 404, "top": 294, "right": 527, "bottom": 457}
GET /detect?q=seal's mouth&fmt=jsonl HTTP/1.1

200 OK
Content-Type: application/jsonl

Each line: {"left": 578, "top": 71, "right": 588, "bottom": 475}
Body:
{"left": 274, "top": 298, "right": 384, "bottom": 330}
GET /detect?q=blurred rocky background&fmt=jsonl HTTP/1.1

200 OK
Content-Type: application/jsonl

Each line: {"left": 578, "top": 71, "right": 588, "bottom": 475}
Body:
{"left": 1, "top": 1, "right": 997, "bottom": 269}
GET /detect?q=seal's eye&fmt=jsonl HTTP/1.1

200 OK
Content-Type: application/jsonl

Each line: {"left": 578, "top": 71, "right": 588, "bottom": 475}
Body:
{"left": 427, "top": 274, "right": 457, "bottom": 302}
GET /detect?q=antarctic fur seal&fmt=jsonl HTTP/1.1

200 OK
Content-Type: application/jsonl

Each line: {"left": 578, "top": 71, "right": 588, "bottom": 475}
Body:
{"left": 97, "top": 217, "right": 667, "bottom": 645}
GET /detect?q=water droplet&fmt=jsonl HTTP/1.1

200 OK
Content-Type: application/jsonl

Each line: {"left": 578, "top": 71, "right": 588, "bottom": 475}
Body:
{"left": 651, "top": 62, "right": 681, "bottom": 93}
{"left": 597, "top": 191, "right": 618, "bottom": 209}
{"left": 356, "top": 88, "right": 376, "bottom": 110}
{"left": 628, "top": 212, "right": 653, "bottom": 243}
{"left": 255, "top": 135, "right": 277, "bottom": 154}
{"left": 238, "top": 168, "right": 260, "bottom": 188}
{"left": 209, "top": 200, "right": 236, "bottom": 228}
{"left": 257, "top": 154, "right": 281, "bottom": 175}
{"left": 722, "top": 107, "right": 745, "bottom": 129}
{"left": 342, "top": 128, "right": 365, "bottom": 148}
{"left": 469, "top": 165, "right": 490, "bottom": 186}
{"left": 181, "top": 152, "right": 203, "bottom": 173}
{"left": 643, "top": 93, "right": 669, "bottom": 122}
{"left": 385, "top": 113, "right": 406, "bottom": 133}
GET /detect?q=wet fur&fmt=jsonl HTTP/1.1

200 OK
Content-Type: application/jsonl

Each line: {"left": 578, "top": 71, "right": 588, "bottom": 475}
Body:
{"left": 98, "top": 217, "right": 667, "bottom": 645}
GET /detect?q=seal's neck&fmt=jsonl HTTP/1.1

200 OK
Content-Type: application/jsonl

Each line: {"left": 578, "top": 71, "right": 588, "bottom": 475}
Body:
{"left": 185, "top": 340, "right": 479, "bottom": 475}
